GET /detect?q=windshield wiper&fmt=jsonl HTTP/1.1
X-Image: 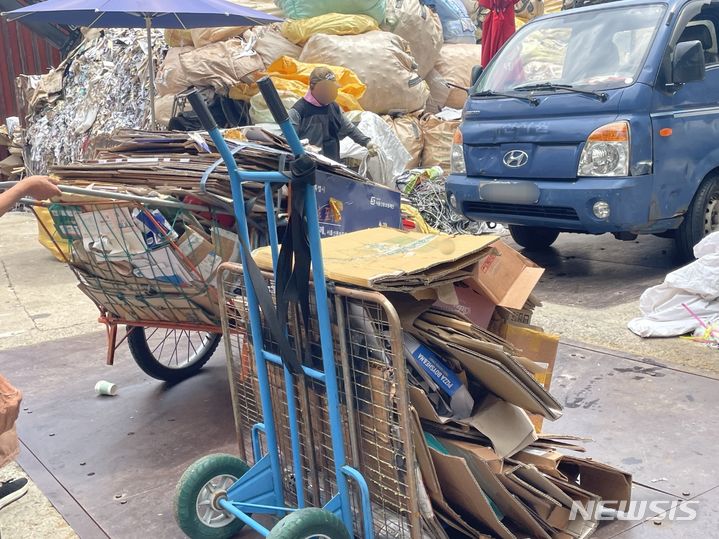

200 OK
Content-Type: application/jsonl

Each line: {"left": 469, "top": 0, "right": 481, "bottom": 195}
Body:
{"left": 513, "top": 82, "right": 608, "bottom": 102}
{"left": 473, "top": 90, "right": 539, "bottom": 106}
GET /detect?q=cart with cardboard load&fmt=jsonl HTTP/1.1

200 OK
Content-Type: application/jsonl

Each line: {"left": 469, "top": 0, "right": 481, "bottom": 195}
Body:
{"left": 155, "top": 87, "right": 636, "bottom": 539}
{"left": 6, "top": 118, "right": 400, "bottom": 383}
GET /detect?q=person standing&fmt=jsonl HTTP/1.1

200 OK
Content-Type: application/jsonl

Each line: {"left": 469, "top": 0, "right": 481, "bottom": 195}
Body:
{"left": 0, "top": 175, "right": 61, "bottom": 510}
{"left": 289, "top": 67, "right": 378, "bottom": 162}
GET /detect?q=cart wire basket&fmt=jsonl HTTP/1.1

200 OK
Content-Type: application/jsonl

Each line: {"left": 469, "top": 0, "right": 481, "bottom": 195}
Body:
{"left": 218, "top": 263, "right": 422, "bottom": 538}
{"left": 32, "top": 186, "right": 250, "bottom": 382}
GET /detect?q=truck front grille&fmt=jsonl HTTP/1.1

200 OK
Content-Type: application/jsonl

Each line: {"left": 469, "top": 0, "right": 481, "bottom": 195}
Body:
{"left": 463, "top": 202, "right": 580, "bottom": 221}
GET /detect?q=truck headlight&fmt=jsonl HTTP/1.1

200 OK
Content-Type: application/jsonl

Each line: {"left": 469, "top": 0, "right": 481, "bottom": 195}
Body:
{"left": 578, "top": 121, "right": 630, "bottom": 177}
{"left": 450, "top": 129, "right": 466, "bottom": 174}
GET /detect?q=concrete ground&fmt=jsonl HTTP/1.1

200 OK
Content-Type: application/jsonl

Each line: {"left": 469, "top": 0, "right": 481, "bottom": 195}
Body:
{"left": 0, "top": 212, "right": 96, "bottom": 538}
{"left": 505, "top": 231, "right": 719, "bottom": 375}
{"left": 0, "top": 211, "right": 717, "bottom": 537}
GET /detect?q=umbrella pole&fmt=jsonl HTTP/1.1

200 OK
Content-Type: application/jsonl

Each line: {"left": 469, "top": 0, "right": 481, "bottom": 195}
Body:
{"left": 145, "top": 16, "right": 157, "bottom": 127}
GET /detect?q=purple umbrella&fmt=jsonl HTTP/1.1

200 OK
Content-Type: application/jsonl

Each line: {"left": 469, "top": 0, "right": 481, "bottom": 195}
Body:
{"left": 2, "top": 0, "right": 282, "bottom": 123}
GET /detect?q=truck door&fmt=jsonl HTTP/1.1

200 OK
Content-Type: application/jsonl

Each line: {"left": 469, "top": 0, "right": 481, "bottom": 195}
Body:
{"left": 651, "top": 1, "right": 719, "bottom": 224}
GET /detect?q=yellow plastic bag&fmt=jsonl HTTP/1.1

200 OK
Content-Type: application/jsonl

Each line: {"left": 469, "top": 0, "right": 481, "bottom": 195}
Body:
{"left": 281, "top": 13, "right": 379, "bottom": 45}
{"left": 34, "top": 206, "right": 70, "bottom": 262}
{"left": 231, "top": 56, "right": 366, "bottom": 111}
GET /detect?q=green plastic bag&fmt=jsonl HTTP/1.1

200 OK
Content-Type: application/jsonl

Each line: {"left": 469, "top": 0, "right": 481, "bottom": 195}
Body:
{"left": 277, "top": 0, "right": 386, "bottom": 24}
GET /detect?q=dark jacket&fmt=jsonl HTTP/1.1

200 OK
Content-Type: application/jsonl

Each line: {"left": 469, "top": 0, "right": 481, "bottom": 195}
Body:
{"left": 289, "top": 98, "right": 370, "bottom": 161}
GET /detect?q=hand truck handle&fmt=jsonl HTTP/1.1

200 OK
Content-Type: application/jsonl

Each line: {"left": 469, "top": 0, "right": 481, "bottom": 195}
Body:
{"left": 257, "top": 76, "right": 290, "bottom": 125}
{"left": 186, "top": 88, "right": 218, "bottom": 133}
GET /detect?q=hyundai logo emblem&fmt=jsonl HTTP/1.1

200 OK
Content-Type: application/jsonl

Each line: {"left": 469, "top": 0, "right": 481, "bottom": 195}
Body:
{"left": 503, "top": 150, "right": 529, "bottom": 168}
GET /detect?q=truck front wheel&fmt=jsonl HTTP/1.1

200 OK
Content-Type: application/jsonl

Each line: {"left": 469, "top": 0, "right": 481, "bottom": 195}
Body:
{"left": 675, "top": 175, "right": 719, "bottom": 262}
{"left": 509, "top": 226, "right": 560, "bottom": 250}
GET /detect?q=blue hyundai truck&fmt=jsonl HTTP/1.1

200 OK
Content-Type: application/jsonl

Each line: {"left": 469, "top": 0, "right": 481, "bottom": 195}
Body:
{"left": 448, "top": 0, "right": 719, "bottom": 260}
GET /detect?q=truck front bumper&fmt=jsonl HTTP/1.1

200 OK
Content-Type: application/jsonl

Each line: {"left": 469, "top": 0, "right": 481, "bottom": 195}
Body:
{"left": 447, "top": 174, "right": 675, "bottom": 234}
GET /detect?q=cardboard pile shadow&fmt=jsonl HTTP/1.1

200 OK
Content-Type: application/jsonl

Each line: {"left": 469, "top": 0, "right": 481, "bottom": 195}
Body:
{"left": 254, "top": 228, "right": 633, "bottom": 539}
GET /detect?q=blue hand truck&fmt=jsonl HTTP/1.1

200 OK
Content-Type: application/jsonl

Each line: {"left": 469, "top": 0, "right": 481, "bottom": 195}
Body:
{"left": 173, "top": 79, "right": 376, "bottom": 539}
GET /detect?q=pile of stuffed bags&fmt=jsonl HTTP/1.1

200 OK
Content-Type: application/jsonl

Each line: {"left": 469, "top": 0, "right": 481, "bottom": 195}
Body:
{"left": 154, "top": 0, "right": 557, "bottom": 176}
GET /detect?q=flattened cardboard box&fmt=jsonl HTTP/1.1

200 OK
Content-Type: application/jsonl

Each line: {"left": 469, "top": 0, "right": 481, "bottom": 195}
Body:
{"left": 469, "top": 240, "right": 544, "bottom": 309}
{"left": 253, "top": 228, "right": 498, "bottom": 291}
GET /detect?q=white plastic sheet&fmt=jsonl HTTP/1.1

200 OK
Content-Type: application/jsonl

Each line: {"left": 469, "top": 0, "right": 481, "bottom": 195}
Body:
{"left": 340, "top": 111, "right": 411, "bottom": 186}
{"left": 628, "top": 232, "right": 719, "bottom": 337}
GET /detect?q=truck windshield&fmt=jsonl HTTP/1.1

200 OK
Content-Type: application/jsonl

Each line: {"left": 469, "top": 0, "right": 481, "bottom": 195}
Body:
{"left": 475, "top": 4, "right": 666, "bottom": 94}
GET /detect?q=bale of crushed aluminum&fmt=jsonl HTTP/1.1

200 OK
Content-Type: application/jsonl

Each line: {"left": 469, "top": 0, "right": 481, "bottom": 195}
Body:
{"left": 23, "top": 29, "right": 165, "bottom": 174}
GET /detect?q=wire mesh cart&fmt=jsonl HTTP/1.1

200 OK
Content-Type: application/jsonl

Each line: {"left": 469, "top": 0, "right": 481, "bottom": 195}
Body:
{"left": 172, "top": 80, "right": 421, "bottom": 538}
{"left": 0, "top": 180, "right": 243, "bottom": 382}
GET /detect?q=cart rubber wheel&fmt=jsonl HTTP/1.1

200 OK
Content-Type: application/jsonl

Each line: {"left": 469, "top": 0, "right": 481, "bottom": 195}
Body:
{"left": 509, "top": 225, "right": 560, "bottom": 250}
{"left": 127, "top": 327, "right": 221, "bottom": 383}
{"left": 174, "top": 453, "right": 249, "bottom": 539}
{"left": 268, "top": 508, "right": 352, "bottom": 539}
{"left": 675, "top": 174, "right": 719, "bottom": 262}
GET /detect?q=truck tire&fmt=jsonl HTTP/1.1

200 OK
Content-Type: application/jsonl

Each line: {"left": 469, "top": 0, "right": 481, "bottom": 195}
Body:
{"left": 675, "top": 175, "right": 719, "bottom": 262}
{"left": 509, "top": 225, "right": 560, "bottom": 250}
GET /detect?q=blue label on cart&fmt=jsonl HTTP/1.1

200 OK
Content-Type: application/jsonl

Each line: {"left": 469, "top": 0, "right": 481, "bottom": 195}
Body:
{"left": 405, "top": 334, "right": 462, "bottom": 397}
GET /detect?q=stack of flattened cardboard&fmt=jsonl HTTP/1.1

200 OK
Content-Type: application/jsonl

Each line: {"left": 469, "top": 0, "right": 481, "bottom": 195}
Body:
{"left": 253, "top": 227, "right": 632, "bottom": 539}
{"left": 51, "top": 128, "right": 366, "bottom": 204}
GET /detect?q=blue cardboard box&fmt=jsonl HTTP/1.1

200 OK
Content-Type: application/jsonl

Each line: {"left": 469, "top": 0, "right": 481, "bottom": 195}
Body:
{"left": 315, "top": 171, "right": 401, "bottom": 238}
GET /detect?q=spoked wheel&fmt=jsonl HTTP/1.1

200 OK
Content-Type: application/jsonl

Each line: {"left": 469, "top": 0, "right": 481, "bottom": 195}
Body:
{"left": 268, "top": 508, "right": 351, "bottom": 539}
{"left": 174, "top": 454, "right": 249, "bottom": 539}
{"left": 127, "top": 326, "right": 221, "bottom": 383}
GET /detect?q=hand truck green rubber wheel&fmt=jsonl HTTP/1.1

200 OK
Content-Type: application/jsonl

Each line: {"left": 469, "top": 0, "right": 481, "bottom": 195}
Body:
{"left": 267, "top": 507, "right": 352, "bottom": 539}
{"left": 174, "top": 453, "right": 249, "bottom": 539}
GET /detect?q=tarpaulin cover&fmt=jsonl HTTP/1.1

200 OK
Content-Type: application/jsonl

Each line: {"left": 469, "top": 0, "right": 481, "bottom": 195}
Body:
{"left": 276, "top": 0, "right": 386, "bottom": 23}
{"left": 480, "top": 0, "right": 518, "bottom": 67}
{"left": 422, "top": 0, "right": 477, "bottom": 43}
{"left": 629, "top": 232, "right": 719, "bottom": 337}
{"left": 282, "top": 12, "right": 379, "bottom": 44}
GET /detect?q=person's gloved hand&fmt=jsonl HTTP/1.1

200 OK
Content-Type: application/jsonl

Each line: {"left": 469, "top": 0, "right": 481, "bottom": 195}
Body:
{"left": 366, "top": 141, "right": 379, "bottom": 158}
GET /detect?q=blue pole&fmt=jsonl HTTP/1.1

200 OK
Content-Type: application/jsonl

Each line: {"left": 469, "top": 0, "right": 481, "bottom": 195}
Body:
{"left": 273, "top": 116, "right": 354, "bottom": 532}
{"left": 205, "top": 126, "right": 285, "bottom": 513}
{"left": 303, "top": 183, "right": 354, "bottom": 531}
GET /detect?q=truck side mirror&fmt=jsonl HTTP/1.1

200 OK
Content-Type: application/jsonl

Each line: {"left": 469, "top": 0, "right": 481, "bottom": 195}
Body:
{"left": 471, "top": 65, "right": 484, "bottom": 86}
{"left": 673, "top": 40, "right": 705, "bottom": 85}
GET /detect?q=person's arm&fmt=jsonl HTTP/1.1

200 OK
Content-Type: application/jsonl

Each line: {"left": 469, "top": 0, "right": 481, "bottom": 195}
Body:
{"left": 337, "top": 109, "right": 371, "bottom": 147}
{"left": 288, "top": 108, "right": 302, "bottom": 133}
{"left": 0, "top": 176, "right": 61, "bottom": 217}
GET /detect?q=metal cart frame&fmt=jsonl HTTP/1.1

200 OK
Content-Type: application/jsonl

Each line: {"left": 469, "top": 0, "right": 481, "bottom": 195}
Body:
{"left": 176, "top": 80, "right": 378, "bottom": 537}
